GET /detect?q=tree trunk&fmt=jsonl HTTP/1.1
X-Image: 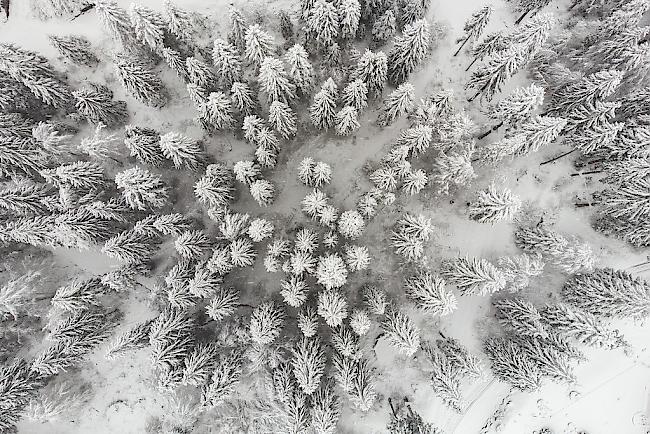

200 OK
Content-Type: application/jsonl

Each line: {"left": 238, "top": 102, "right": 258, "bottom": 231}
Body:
{"left": 454, "top": 36, "right": 470, "bottom": 57}
{"left": 468, "top": 81, "right": 490, "bottom": 102}
{"left": 388, "top": 398, "right": 397, "bottom": 417}
{"left": 71, "top": 3, "right": 95, "bottom": 21}
{"left": 515, "top": 9, "right": 530, "bottom": 25}
{"left": 570, "top": 170, "right": 603, "bottom": 177}
{"left": 465, "top": 57, "right": 479, "bottom": 71}
{"left": 540, "top": 148, "right": 576, "bottom": 166}
{"left": 568, "top": 0, "right": 579, "bottom": 11}
{"left": 477, "top": 121, "right": 503, "bottom": 139}
{"left": 575, "top": 202, "right": 596, "bottom": 208}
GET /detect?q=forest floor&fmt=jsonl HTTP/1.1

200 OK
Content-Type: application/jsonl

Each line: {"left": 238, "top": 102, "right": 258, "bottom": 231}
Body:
{"left": 2, "top": 0, "right": 650, "bottom": 433}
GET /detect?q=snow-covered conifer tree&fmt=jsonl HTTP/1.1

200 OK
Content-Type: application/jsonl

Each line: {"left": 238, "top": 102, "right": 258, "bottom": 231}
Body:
{"left": 497, "top": 254, "right": 545, "bottom": 293}
{"left": 369, "top": 166, "right": 398, "bottom": 191}
{"left": 468, "top": 184, "right": 522, "bottom": 223}
{"left": 430, "top": 143, "right": 476, "bottom": 195}
{"left": 291, "top": 337, "right": 326, "bottom": 395}
{"left": 316, "top": 254, "right": 348, "bottom": 290}
{"left": 335, "top": 106, "right": 360, "bottom": 136}
{"left": 194, "top": 164, "right": 235, "bottom": 209}
{"left": 381, "top": 308, "right": 420, "bottom": 357}
{"left": 228, "top": 7, "right": 248, "bottom": 52}
{"left": 207, "top": 244, "right": 234, "bottom": 275}
{"left": 338, "top": 210, "right": 365, "bottom": 239}
{"left": 466, "top": 44, "right": 527, "bottom": 102}
{"left": 339, "top": 0, "right": 361, "bottom": 40}
{"left": 342, "top": 79, "right": 368, "bottom": 111}
{"left": 160, "top": 47, "right": 187, "bottom": 79}
{"left": 202, "top": 92, "right": 235, "bottom": 130}
{"left": 310, "top": 78, "right": 339, "bottom": 130}
{"left": 350, "top": 309, "right": 372, "bottom": 336}
{"left": 387, "top": 19, "right": 430, "bottom": 84}
{"left": 269, "top": 101, "right": 297, "bottom": 138}
{"left": 350, "top": 49, "right": 388, "bottom": 97}
{"left": 550, "top": 69, "right": 623, "bottom": 114}
{"left": 244, "top": 24, "right": 274, "bottom": 67}
{"left": 186, "top": 56, "right": 217, "bottom": 89}
{"left": 201, "top": 350, "right": 243, "bottom": 407}
{"left": 378, "top": 83, "right": 415, "bottom": 126}
{"left": 318, "top": 290, "right": 348, "bottom": 327}
{"left": 493, "top": 297, "right": 548, "bottom": 338}
{"left": 249, "top": 301, "right": 285, "bottom": 345}
{"left": 102, "top": 230, "right": 157, "bottom": 264}
{"left": 230, "top": 82, "right": 256, "bottom": 116}
{"left": 247, "top": 218, "right": 274, "bottom": 242}
{"left": 41, "top": 161, "right": 105, "bottom": 190}
{"left": 229, "top": 238, "right": 256, "bottom": 267}
{"left": 49, "top": 35, "right": 98, "bottom": 66}
{"left": 163, "top": 1, "right": 194, "bottom": 43}
{"left": 405, "top": 271, "right": 457, "bottom": 316}
{"left": 115, "top": 167, "right": 168, "bottom": 210}
{"left": 159, "top": 132, "right": 204, "bottom": 171}
{"left": 281, "top": 276, "right": 309, "bottom": 308}
{"left": 259, "top": 57, "right": 297, "bottom": 103}
{"left": 511, "top": 13, "right": 555, "bottom": 56}
{"left": 311, "top": 380, "right": 341, "bottom": 434}
{"left": 284, "top": 44, "right": 314, "bottom": 97}
{"left": 298, "top": 306, "right": 319, "bottom": 337}
{"left": 153, "top": 213, "right": 191, "bottom": 237}
{"left": 345, "top": 245, "right": 370, "bottom": 271}
{"left": 174, "top": 230, "right": 211, "bottom": 259}
{"left": 488, "top": 84, "right": 545, "bottom": 134}
{"left": 455, "top": 6, "right": 492, "bottom": 57}
{"left": 466, "top": 31, "right": 510, "bottom": 71}
{"left": 249, "top": 179, "right": 275, "bottom": 206}
{"left": 128, "top": 3, "right": 166, "bottom": 50}
{"left": 233, "top": 160, "right": 261, "bottom": 185}
{"left": 212, "top": 39, "right": 242, "bottom": 88}
{"left": 307, "top": 0, "right": 339, "bottom": 48}
{"left": 95, "top": 0, "right": 135, "bottom": 47}
{"left": 402, "top": 169, "right": 428, "bottom": 195}
{"left": 372, "top": 10, "right": 396, "bottom": 46}
{"left": 483, "top": 336, "right": 542, "bottom": 391}
{"left": 362, "top": 285, "right": 388, "bottom": 315}
{"left": 441, "top": 256, "right": 506, "bottom": 295}
{"left": 205, "top": 287, "right": 239, "bottom": 322}
{"left": 113, "top": 54, "right": 167, "bottom": 107}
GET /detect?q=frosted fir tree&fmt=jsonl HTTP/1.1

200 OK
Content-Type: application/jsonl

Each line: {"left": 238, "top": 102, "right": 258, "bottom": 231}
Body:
{"left": 0, "top": 215, "right": 56, "bottom": 247}
{"left": 484, "top": 336, "right": 542, "bottom": 391}
{"left": 218, "top": 215, "right": 249, "bottom": 241}
{"left": 187, "top": 265, "right": 222, "bottom": 299}
{"left": 278, "top": 10, "right": 294, "bottom": 42}
{"left": 455, "top": 6, "right": 492, "bottom": 57}
{"left": 402, "top": 169, "right": 428, "bottom": 195}
{"left": 249, "top": 179, "right": 275, "bottom": 207}
{"left": 335, "top": 106, "right": 360, "bottom": 136}
{"left": 541, "top": 303, "right": 627, "bottom": 350}
{"left": 228, "top": 7, "right": 247, "bottom": 52}
{"left": 230, "top": 82, "right": 256, "bottom": 117}
{"left": 41, "top": 161, "right": 105, "bottom": 190}
{"left": 357, "top": 193, "right": 378, "bottom": 218}
{"left": 258, "top": 57, "right": 297, "bottom": 104}
{"left": 115, "top": 167, "right": 168, "bottom": 210}
{"left": 48, "top": 35, "right": 98, "bottom": 66}
{"left": 291, "top": 337, "right": 326, "bottom": 395}
{"left": 186, "top": 56, "right": 217, "bottom": 89}
{"left": 344, "top": 245, "right": 371, "bottom": 272}
{"left": 550, "top": 70, "right": 623, "bottom": 114}
{"left": 247, "top": 218, "right": 274, "bottom": 242}
{"left": 466, "top": 44, "right": 527, "bottom": 102}
{"left": 562, "top": 268, "right": 650, "bottom": 320}
{"left": 0, "top": 183, "right": 52, "bottom": 216}
{"left": 280, "top": 276, "right": 309, "bottom": 308}
{"left": 387, "top": 399, "right": 441, "bottom": 434}
{"left": 381, "top": 307, "right": 420, "bottom": 357}
{"left": 430, "top": 143, "right": 477, "bottom": 195}
{"left": 479, "top": 133, "right": 528, "bottom": 163}
{"left": 163, "top": 1, "right": 194, "bottom": 43}
{"left": 311, "top": 380, "right": 341, "bottom": 434}
{"left": 314, "top": 252, "right": 347, "bottom": 288}
{"left": 105, "top": 320, "right": 152, "bottom": 359}
{"left": 242, "top": 115, "right": 266, "bottom": 143}
{"left": 511, "top": 13, "right": 555, "bottom": 56}
{"left": 317, "top": 290, "right": 348, "bottom": 327}
{"left": 307, "top": 0, "right": 339, "bottom": 48}
{"left": 387, "top": 19, "right": 430, "bottom": 85}
{"left": 234, "top": 160, "right": 261, "bottom": 185}
{"left": 350, "top": 49, "right": 388, "bottom": 97}
{"left": 339, "top": 0, "right": 361, "bottom": 40}
{"left": 51, "top": 277, "right": 102, "bottom": 313}
{"left": 372, "top": 10, "right": 397, "bottom": 46}
{"left": 332, "top": 326, "right": 360, "bottom": 359}
{"left": 95, "top": 0, "right": 136, "bottom": 47}
{"left": 204, "top": 287, "right": 238, "bottom": 322}
{"left": 186, "top": 83, "right": 208, "bottom": 110}
{"left": 249, "top": 301, "right": 285, "bottom": 345}
{"left": 180, "top": 342, "right": 220, "bottom": 386}
{"left": 441, "top": 256, "right": 506, "bottom": 295}
{"left": 153, "top": 213, "right": 191, "bottom": 237}
{"left": 128, "top": 3, "right": 166, "bottom": 51}
{"left": 313, "top": 161, "right": 332, "bottom": 187}
{"left": 229, "top": 238, "right": 257, "bottom": 267}
{"left": 423, "top": 347, "right": 464, "bottom": 412}
{"left": 322, "top": 229, "right": 339, "bottom": 248}
{"left": 201, "top": 350, "right": 244, "bottom": 407}
{"left": 113, "top": 54, "right": 167, "bottom": 107}
{"left": 78, "top": 123, "right": 120, "bottom": 160}
{"left": 160, "top": 47, "right": 187, "bottom": 79}
{"left": 405, "top": 271, "right": 457, "bottom": 317}
{"left": 174, "top": 230, "right": 211, "bottom": 259}
{"left": 284, "top": 44, "right": 314, "bottom": 97}
{"left": 342, "top": 79, "right": 368, "bottom": 111}
{"left": 390, "top": 231, "right": 424, "bottom": 262}
{"left": 102, "top": 230, "right": 157, "bottom": 264}
{"left": 514, "top": 227, "right": 596, "bottom": 274}
{"left": 269, "top": 101, "right": 297, "bottom": 139}
{"left": 202, "top": 92, "right": 235, "bottom": 130}
{"left": 298, "top": 159, "right": 317, "bottom": 186}
{"left": 485, "top": 83, "right": 545, "bottom": 136}
{"left": 466, "top": 31, "right": 510, "bottom": 71}
{"left": 295, "top": 228, "right": 319, "bottom": 253}
{"left": 244, "top": 24, "right": 274, "bottom": 67}
{"left": 319, "top": 205, "right": 339, "bottom": 228}
{"left": 497, "top": 254, "right": 545, "bottom": 293}
{"left": 159, "top": 132, "right": 204, "bottom": 171}
{"left": 493, "top": 297, "right": 549, "bottom": 339}
{"left": 211, "top": 39, "right": 242, "bottom": 89}
{"left": 436, "top": 337, "right": 484, "bottom": 380}
{"left": 207, "top": 244, "right": 233, "bottom": 276}
{"left": 396, "top": 125, "right": 433, "bottom": 156}
{"left": 0, "top": 44, "right": 71, "bottom": 108}
{"left": 468, "top": 184, "right": 522, "bottom": 223}
{"left": 310, "top": 78, "right": 339, "bottom": 130}
{"left": 298, "top": 306, "right": 319, "bottom": 338}
{"left": 194, "top": 164, "right": 235, "bottom": 209}
{"left": 378, "top": 83, "right": 415, "bottom": 126}
{"left": 338, "top": 210, "right": 366, "bottom": 239}
{"left": 370, "top": 166, "right": 398, "bottom": 191}
{"left": 572, "top": 120, "right": 623, "bottom": 154}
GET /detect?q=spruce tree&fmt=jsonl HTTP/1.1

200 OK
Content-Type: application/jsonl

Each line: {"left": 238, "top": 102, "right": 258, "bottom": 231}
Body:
{"left": 186, "top": 56, "right": 218, "bottom": 89}
{"left": 48, "top": 35, "right": 98, "bottom": 66}
{"left": 201, "top": 350, "right": 243, "bottom": 407}
{"left": 405, "top": 271, "right": 457, "bottom": 317}
{"left": 95, "top": 0, "right": 136, "bottom": 47}
{"left": 387, "top": 19, "right": 430, "bottom": 85}
{"left": 493, "top": 297, "right": 549, "bottom": 338}
{"left": 339, "top": 0, "right": 361, "bottom": 40}
{"left": 284, "top": 44, "right": 315, "bottom": 97}
{"left": 73, "top": 84, "right": 128, "bottom": 128}
{"left": 497, "top": 254, "right": 545, "bottom": 293}
{"left": 269, "top": 101, "right": 297, "bottom": 138}
{"left": 202, "top": 92, "right": 235, "bottom": 130}
{"left": 342, "top": 79, "right": 368, "bottom": 110}
{"left": 514, "top": 0, "right": 552, "bottom": 25}
{"left": 113, "top": 54, "right": 167, "bottom": 107}
{"left": 128, "top": 3, "right": 166, "bottom": 51}
{"left": 311, "top": 380, "right": 341, "bottom": 434}
{"left": 41, "top": 161, "right": 105, "bottom": 191}
{"left": 316, "top": 255, "right": 348, "bottom": 291}
{"left": 441, "top": 256, "right": 506, "bottom": 295}
{"left": 511, "top": 13, "right": 555, "bottom": 56}
{"left": 468, "top": 184, "right": 522, "bottom": 223}
{"left": 259, "top": 57, "right": 297, "bottom": 103}
{"left": 455, "top": 6, "right": 492, "bottom": 57}
{"left": 372, "top": 10, "right": 397, "bottom": 47}
{"left": 159, "top": 132, "right": 204, "bottom": 171}
{"left": 0, "top": 183, "right": 53, "bottom": 216}
{"left": 115, "top": 166, "right": 168, "bottom": 210}
{"left": 378, "top": 83, "right": 415, "bottom": 126}
{"left": 250, "top": 179, "right": 275, "bottom": 207}
{"left": 307, "top": 0, "right": 339, "bottom": 48}
{"left": 245, "top": 24, "right": 274, "bottom": 67}
{"left": 230, "top": 82, "right": 256, "bottom": 116}
{"left": 335, "top": 106, "right": 360, "bottom": 136}
{"left": 164, "top": 1, "right": 195, "bottom": 43}
{"left": 124, "top": 125, "right": 166, "bottom": 166}
{"left": 249, "top": 301, "right": 285, "bottom": 345}
{"left": 550, "top": 69, "right": 623, "bottom": 114}
{"left": 310, "top": 78, "right": 339, "bottom": 130}
{"left": 291, "top": 337, "right": 326, "bottom": 395}
{"left": 102, "top": 229, "right": 158, "bottom": 264}
{"left": 487, "top": 84, "right": 545, "bottom": 133}
{"left": 466, "top": 44, "right": 527, "bottom": 102}
{"left": 466, "top": 31, "right": 510, "bottom": 71}
{"left": 350, "top": 49, "right": 388, "bottom": 97}
{"left": 228, "top": 7, "right": 248, "bottom": 52}
{"left": 212, "top": 38, "right": 242, "bottom": 88}
{"left": 515, "top": 116, "right": 567, "bottom": 155}
{"left": 160, "top": 47, "right": 188, "bottom": 79}
{"left": 381, "top": 307, "right": 421, "bottom": 357}
{"left": 430, "top": 143, "right": 476, "bottom": 195}
{"left": 483, "top": 336, "right": 542, "bottom": 391}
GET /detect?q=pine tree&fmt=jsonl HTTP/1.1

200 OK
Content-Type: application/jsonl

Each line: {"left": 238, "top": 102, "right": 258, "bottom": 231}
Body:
{"left": 206, "top": 287, "right": 239, "bottom": 322}
{"left": 212, "top": 38, "right": 243, "bottom": 88}
{"left": 469, "top": 184, "right": 522, "bottom": 223}
{"left": 338, "top": 210, "right": 365, "bottom": 239}
{"left": 230, "top": 82, "right": 256, "bottom": 116}
{"left": 387, "top": 19, "right": 430, "bottom": 84}
{"left": 372, "top": 10, "right": 397, "bottom": 46}
{"left": 307, "top": 0, "right": 339, "bottom": 48}
{"left": 269, "top": 101, "right": 297, "bottom": 138}
{"left": 339, "top": 0, "right": 361, "bottom": 40}
{"left": 51, "top": 277, "right": 102, "bottom": 313}
{"left": 229, "top": 238, "right": 257, "bottom": 267}
{"left": 335, "top": 106, "right": 360, "bottom": 136}
{"left": 95, "top": 0, "right": 136, "bottom": 47}
{"left": 54, "top": 208, "right": 116, "bottom": 249}
{"left": 228, "top": 7, "right": 248, "bottom": 52}
{"left": 562, "top": 268, "right": 650, "bottom": 320}
{"left": 186, "top": 56, "right": 217, "bottom": 89}
{"left": 249, "top": 179, "right": 275, "bottom": 206}
{"left": 317, "top": 290, "right": 348, "bottom": 327}
{"left": 350, "top": 49, "right": 388, "bottom": 97}
{"left": 0, "top": 43, "right": 71, "bottom": 108}
{"left": 430, "top": 143, "right": 476, "bottom": 195}
{"left": 113, "top": 54, "right": 167, "bottom": 107}
{"left": 174, "top": 230, "right": 211, "bottom": 259}
{"left": 164, "top": 1, "right": 194, "bottom": 43}
{"left": 115, "top": 167, "right": 168, "bottom": 210}
{"left": 441, "top": 256, "right": 506, "bottom": 295}
{"left": 541, "top": 303, "right": 627, "bottom": 349}
{"left": 424, "top": 347, "right": 464, "bottom": 412}
{"left": 466, "top": 31, "right": 510, "bottom": 71}
{"left": 311, "top": 380, "right": 341, "bottom": 434}
{"left": 284, "top": 44, "right": 314, "bottom": 97}
{"left": 128, "top": 3, "right": 166, "bottom": 50}
{"left": 378, "top": 83, "right": 415, "bottom": 126}
{"left": 249, "top": 301, "right": 285, "bottom": 345}
{"left": 483, "top": 336, "right": 542, "bottom": 391}
{"left": 342, "top": 79, "right": 368, "bottom": 111}
{"left": 363, "top": 285, "right": 388, "bottom": 315}
{"left": 194, "top": 163, "right": 235, "bottom": 209}
{"left": 40, "top": 161, "right": 105, "bottom": 191}
{"left": 291, "top": 337, "right": 326, "bottom": 395}
{"left": 289, "top": 250, "right": 316, "bottom": 275}
{"left": 497, "top": 254, "right": 545, "bottom": 293}
{"left": 511, "top": 13, "right": 555, "bottom": 56}
{"left": 313, "top": 161, "right": 332, "bottom": 187}
{"left": 159, "top": 132, "right": 204, "bottom": 171}
{"left": 381, "top": 308, "right": 420, "bottom": 357}
{"left": 466, "top": 44, "right": 527, "bottom": 102}
{"left": 405, "top": 271, "right": 457, "bottom": 316}
{"left": 201, "top": 350, "right": 243, "bottom": 407}
{"left": 105, "top": 320, "right": 152, "bottom": 359}
{"left": 186, "top": 83, "right": 207, "bottom": 109}
{"left": 48, "top": 35, "right": 98, "bottom": 66}
{"left": 310, "top": 78, "right": 339, "bottom": 130}
{"left": 494, "top": 297, "right": 548, "bottom": 338}
{"left": 550, "top": 69, "right": 623, "bottom": 114}
{"left": 259, "top": 57, "right": 297, "bottom": 103}
{"left": 278, "top": 10, "right": 294, "bottom": 42}
{"left": 245, "top": 24, "right": 274, "bottom": 67}
{"left": 102, "top": 230, "right": 157, "bottom": 263}
{"left": 487, "top": 84, "right": 545, "bottom": 132}
{"left": 202, "top": 92, "right": 235, "bottom": 130}
{"left": 316, "top": 255, "right": 348, "bottom": 291}
{"left": 455, "top": 6, "right": 492, "bottom": 57}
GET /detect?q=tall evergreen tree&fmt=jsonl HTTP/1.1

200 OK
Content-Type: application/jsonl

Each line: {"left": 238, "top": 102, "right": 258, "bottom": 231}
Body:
{"left": 259, "top": 57, "right": 297, "bottom": 103}
{"left": 124, "top": 125, "right": 165, "bottom": 166}
{"left": 128, "top": 3, "right": 166, "bottom": 51}
{"left": 284, "top": 44, "right": 314, "bottom": 97}
{"left": 212, "top": 38, "right": 243, "bottom": 88}
{"left": 244, "top": 24, "right": 274, "bottom": 67}
{"left": 115, "top": 166, "right": 169, "bottom": 210}
{"left": 466, "top": 44, "right": 527, "bottom": 102}
{"left": 441, "top": 256, "right": 506, "bottom": 295}
{"left": 339, "top": 0, "right": 361, "bottom": 40}
{"left": 113, "top": 54, "right": 167, "bottom": 107}
{"left": 73, "top": 84, "right": 128, "bottom": 127}
{"left": 350, "top": 49, "right": 388, "bottom": 97}
{"left": 95, "top": 0, "right": 136, "bottom": 47}
{"left": 307, "top": 0, "right": 339, "bottom": 48}
{"left": 48, "top": 35, "right": 98, "bottom": 66}
{"left": 378, "top": 83, "right": 415, "bottom": 126}
{"left": 455, "top": 6, "right": 492, "bottom": 57}
{"left": 387, "top": 19, "right": 430, "bottom": 84}
{"left": 228, "top": 7, "right": 248, "bottom": 52}
{"left": 269, "top": 101, "right": 297, "bottom": 139}
{"left": 159, "top": 132, "right": 204, "bottom": 171}
{"left": 466, "top": 31, "right": 510, "bottom": 71}
{"left": 310, "top": 78, "right": 339, "bottom": 130}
